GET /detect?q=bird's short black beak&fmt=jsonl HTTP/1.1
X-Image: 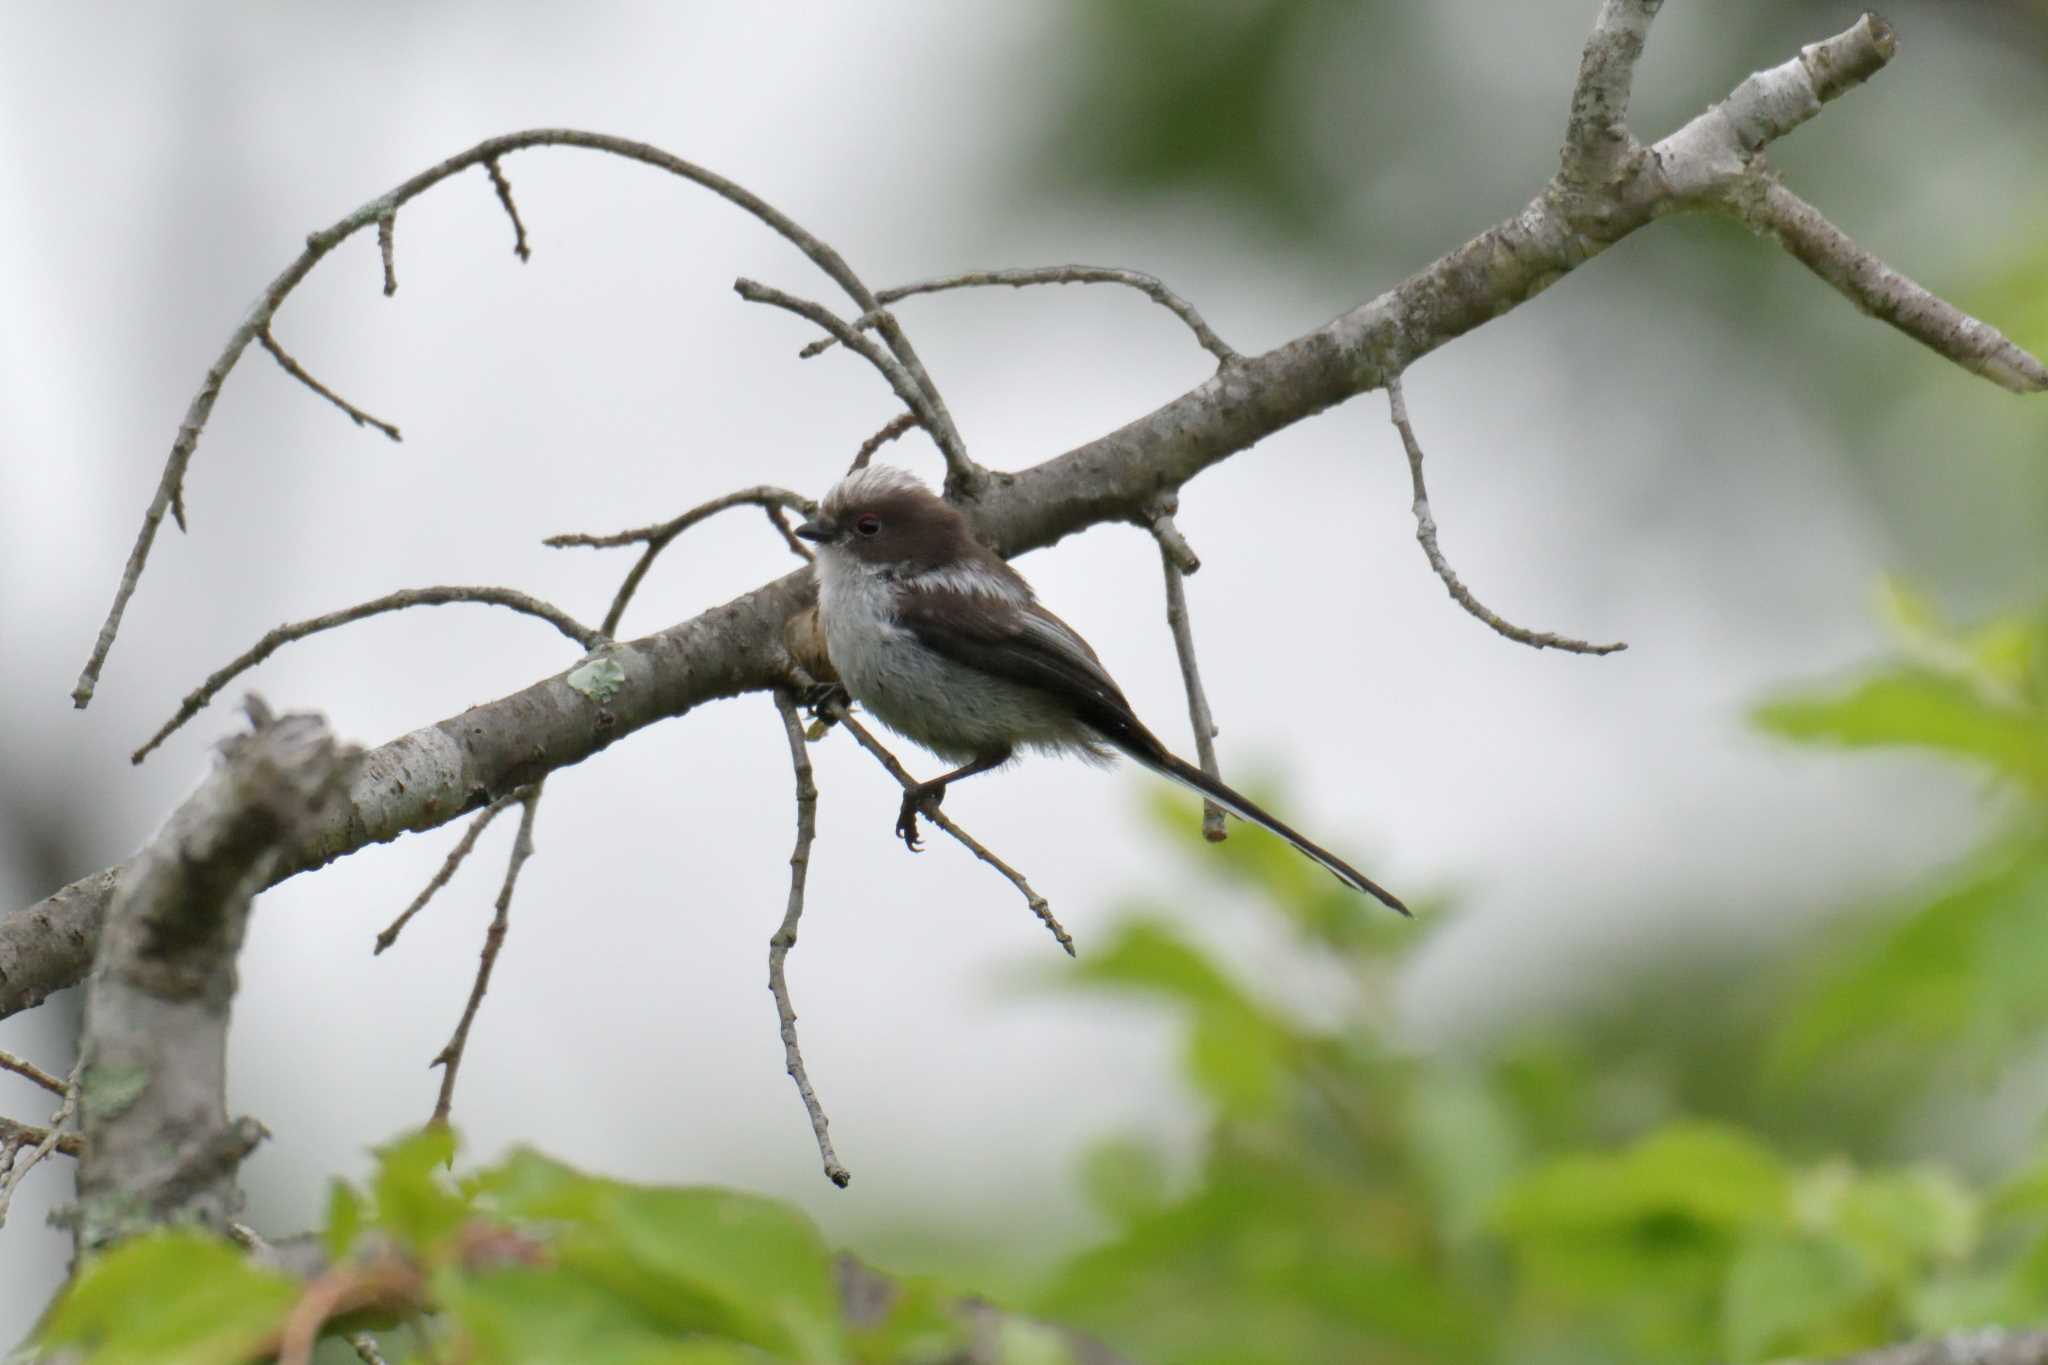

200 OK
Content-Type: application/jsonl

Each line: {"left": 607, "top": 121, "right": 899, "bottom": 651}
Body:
{"left": 794, "top": 518, "right": 832, "bottom": 544}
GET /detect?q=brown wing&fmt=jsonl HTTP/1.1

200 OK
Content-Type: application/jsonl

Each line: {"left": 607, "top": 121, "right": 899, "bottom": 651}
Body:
{"left": 894, "top": 590, "right": 1161, "bottom": 755}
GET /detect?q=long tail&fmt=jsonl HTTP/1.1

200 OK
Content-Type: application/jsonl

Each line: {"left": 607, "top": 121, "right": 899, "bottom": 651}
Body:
{"left": 1120, "top": 743, "right": 1409, "bottom": 917}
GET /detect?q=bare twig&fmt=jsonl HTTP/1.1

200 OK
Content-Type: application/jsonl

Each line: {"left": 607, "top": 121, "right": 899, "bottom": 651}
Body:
{"left": 849, "top": 411, "right": 922, "bottom": 473}
{"left": 135, "top": 587, "right": 603, "bottom": 763}
{"left": 483, "top": 157, "right": 530, "bottom": 262}
{"left": 764, "top": 505, "right": 814, "bottom": 562}
{"left": 734, "top": 278, "right": 980, "bottom": 492}
{"left": 257, "top": 327, "right": 402, "bottom": 441}
{"left": 74, "top": 127, "right": 943, "bottom": 709}
{"left": 769, "top": 690, "right": 849, "bottom": 1187}
{"left": 805, "top": 266, "right": 1241, "bottom": 369}
{"left": 1563, "top": 0, "right": 1661, "bottom": 182}
{"left": 377, "top": 213, "right": 397, "bottom": 296}
{"left": 375, "top": 792, "right": 523, "bottom": 954}
{"left": 1148, "top": 503, "right": 1226, "bottom": 842}
{"left": 0, "top": 1061, "right": 80, "bottom": 1228}
{"left": 1386, "top": 374, "right": 1626, "bottom": 656}
{"left": 1729, "top": 177, "right": 2048, "bottom": 395}
{"left": 0, "top": 1116, "right": 81, "bottom": 1160}
{"left": 0, "top": 1045, "right": 66, "bottom": 1098}
{"left": 429, "top": 784, "right": 541, "bottom": 1128}
{"left": 820, "top": 698, "right": 1074, "bottom": 957}
{"left": 546, "top": 485, "right": 817, "bottom": 637}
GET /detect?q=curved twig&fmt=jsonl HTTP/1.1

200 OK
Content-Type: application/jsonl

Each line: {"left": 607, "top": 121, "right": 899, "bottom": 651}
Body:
{"left": 135, "top": 588, "right": 604, "bottom": 764}
{"left": 73, "top": 128, "right": 951, "bottom": 709}
{"left": 735, "top": 278, "right": 979, "bottom": 489}
{"left": 769, "top": 690, "right": 849, "bottom": 1187}
{"left": 1386, "top": 375, "right": 1626, "bottom": 656}
{"left": 849, "top": 411, "right": 922, "bottom": 473}
{"left": 546, "top": 485, "right": 817, "bottom": 638}
{"left": 804, "top": 266, "right": 1240, "bottom": 369}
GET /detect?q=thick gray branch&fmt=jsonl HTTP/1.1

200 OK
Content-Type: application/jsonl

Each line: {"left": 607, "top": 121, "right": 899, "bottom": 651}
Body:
{"left": 15, "top": 12, "right": 2045, "bottom": 1017}
{"left": 74, "top": 703, "right": 358, "bottom": 1255}
{"left": 1563, "top": 0, "right": 1662, "bottom": 182}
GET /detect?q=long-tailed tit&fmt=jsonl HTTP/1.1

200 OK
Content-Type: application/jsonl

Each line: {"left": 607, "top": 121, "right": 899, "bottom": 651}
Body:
{"left": 795, "top": 465, "right": 1406, "bottom": 915}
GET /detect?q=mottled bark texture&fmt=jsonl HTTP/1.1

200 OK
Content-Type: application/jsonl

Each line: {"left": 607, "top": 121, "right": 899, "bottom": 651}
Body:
{"left": 73, "top": 706, "right": 358, "bottom": 1255}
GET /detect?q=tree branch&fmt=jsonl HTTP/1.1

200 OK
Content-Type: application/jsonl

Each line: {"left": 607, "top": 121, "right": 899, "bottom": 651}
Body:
{"left": 133, "top": 586, "right": 604, "bottom": 764}
{"left": 428, "top": 783, "right": 541, "bottom": 1129}
{"left": 20, "top": 12, "right": 2045, "bottom": 1018}
{"left": 768, "top": 690, "right": 847, "bottom": 1187}
{"left": 75, "top": 700, "right": 359, "bottom": 1255}
{"left": 71, "top": 127, "right": 955, "bottom": 709}
{"left": 1147, "top": 499, "right": 1227, "bottom": 841}
{"left": 1563, "top": 0, "right": 1662, "bottom": 183}
{"left": 805, "top": 265, "right": 1241, "bottom": 369}
{"left": 1387, "top": 373, "right": 1626, "bottom": 655}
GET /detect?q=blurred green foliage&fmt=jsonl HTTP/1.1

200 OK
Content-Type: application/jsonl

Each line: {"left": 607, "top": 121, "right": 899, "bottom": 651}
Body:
{"left": 28, "top": 597, "right": 2048, "bottom": 1362}
{"left": 1024, "top": 592, "right": 2048, "bottom": 1363}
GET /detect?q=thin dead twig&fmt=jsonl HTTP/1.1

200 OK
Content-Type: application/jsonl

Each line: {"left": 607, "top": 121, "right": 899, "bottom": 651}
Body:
{"left": 483, "top": 157, "right": 531, "bottom": 262}
{"left": 0, "top": 1046, "right": 67, "bottom": 1098}
{"left": 803, "top": 266, "right": 1241, "bottom": 369}
{"left": 0, "top": 1060, "right": 80, "bottom": 1228}
{"left": 769, "top": 690, "right": 849, "bottom": 1187}
{"left": 816, "top": 695, "right": 1074, "bottom": 956}
{"left": 377, "top": 213, "right": 397, "bottom": 296}
{"left": 135, "top": 587, "right": 604, "bottom": 764}
{"left": 546, "top": 485, "right": 817, "bottom": 637}
{"left": 0, "top": 1117, "right": 81, "bottom": 1159}
{"left": 1386, "top": 374, "right": 1626, "bottom": 656}
{"left": 734, "top": 278, "right": 980, "bottom": 492}
{"left": 849, "top": 411, "right": 922, "bottom": 473}
{"left": 1147, "top": 503, "right": 1227, "bottom": 842}
{"left": 429, "top": 784, "right": 541, "bottom": 1128}
{"left": 257, "top": 327, "right": 402, "bottom": 441}
{"left": 375, "top": 792, "right": 524, "bottom": 954}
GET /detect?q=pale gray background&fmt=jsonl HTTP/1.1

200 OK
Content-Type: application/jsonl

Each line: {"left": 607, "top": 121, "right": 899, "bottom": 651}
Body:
{"left": 1, "top": 0, "right": 2039, "bottom": 1336}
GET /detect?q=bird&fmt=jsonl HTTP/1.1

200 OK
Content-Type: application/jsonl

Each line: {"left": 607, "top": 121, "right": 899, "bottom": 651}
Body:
{"left": 794, "top": 464, "right": 1407, "bottom": 915}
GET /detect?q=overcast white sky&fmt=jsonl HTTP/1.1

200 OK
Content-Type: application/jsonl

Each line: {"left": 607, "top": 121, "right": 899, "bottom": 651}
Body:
{"left": 1, "top": 0, "right": 2034, "bottom": 1331}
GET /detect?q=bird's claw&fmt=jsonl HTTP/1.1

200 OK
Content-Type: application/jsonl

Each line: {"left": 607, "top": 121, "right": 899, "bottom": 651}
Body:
{"left": 895, "top": 785, "right": 944, "bottom": 852}
{"left": 802, "top": 681, "right": 850, "bottom": 723}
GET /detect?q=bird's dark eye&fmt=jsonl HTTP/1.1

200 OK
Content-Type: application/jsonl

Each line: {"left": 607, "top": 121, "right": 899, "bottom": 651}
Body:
{"left": 854, "top": 513, "right": 882, "bottom": 537}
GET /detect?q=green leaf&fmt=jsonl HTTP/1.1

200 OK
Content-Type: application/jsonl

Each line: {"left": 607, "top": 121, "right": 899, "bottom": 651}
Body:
{"left": 483, "top": 1149, "right": 842, "bottom": 1359}
{"left": 1755, "top": 670, "right": 2048, "bottom": 789}
{"left": 1065, "top": 918, "right": 1244, "bottom": 1010}
{"left": 372, "top": 1125, "right": 469, "bottom": 1251}
{"left": 1406, "top": 1067, "right": 1525, "bottom": 1245}
{"left": 324, "top": 1177, "right": 365, "bottom": 1262}
{"left": 1771, "top": 844, "right": 2048, "bottom": 1083}
{"left": 37, "top": 1232, "right": 298, "bottom": 1365}
{"left": 1722, "top": 1233, "right": 1870, "bottom": 1364}
{"left": 444, "top": 1265, "right": 761, "bottom": 1365}
{"left": 1500, "top": 1123, "right": 1790, "bottom": 1240}
{"left": 1078, "top": 1135, "right": 1171, "bottom": 1227}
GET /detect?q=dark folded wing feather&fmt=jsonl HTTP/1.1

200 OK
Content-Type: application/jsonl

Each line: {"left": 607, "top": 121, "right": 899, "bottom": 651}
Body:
{"left": 895, "top": 590, "right": 1159, "bottom": 753}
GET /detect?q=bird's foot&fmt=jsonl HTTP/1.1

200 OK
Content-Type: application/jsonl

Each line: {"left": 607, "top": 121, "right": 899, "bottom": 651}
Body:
{"left": 895, "top": 783, "right": 944, "bottom": 852}
{"left": 802, "top": 681, "right": 850, "bottom": 724}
